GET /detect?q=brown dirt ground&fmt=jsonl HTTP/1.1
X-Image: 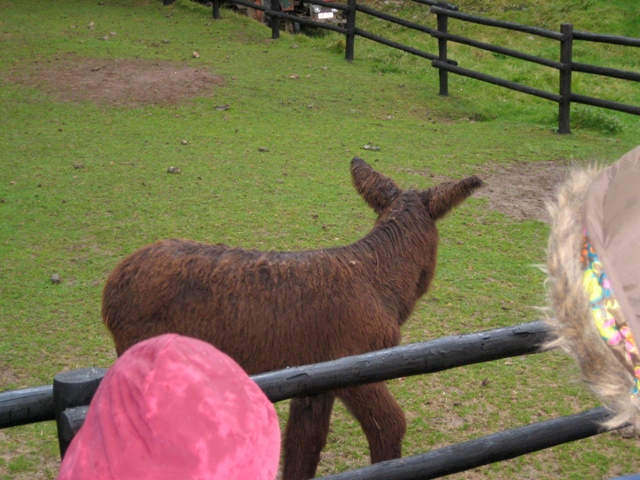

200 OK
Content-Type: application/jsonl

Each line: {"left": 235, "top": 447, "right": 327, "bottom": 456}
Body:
{"left": 473, "top": 160, "right": 573, "bottom": 223}
{"left": 408, "top": 160, "right": 573, "bottom": 223}
{"left": 7, "top": 57, "right": 224, "bottom": 106}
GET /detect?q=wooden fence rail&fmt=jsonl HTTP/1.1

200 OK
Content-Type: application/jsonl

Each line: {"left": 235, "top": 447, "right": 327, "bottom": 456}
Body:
{"left": 429, "top": 6, "right": 640, "bottom": 133}
{"left": 0, "top": 320, "right": 549, "bottom": 430}
{"left": 211, "top": 0, "right": 640, "bottom": 133}
{"left": 317, "top": 407, "right": 615, "bottom": 480}
{"left": 0, "top": 385, "right": 54, "bottom": 429}
{"left": 0, "top": 320, "right": 623, "bottom": 477}
{"left": 255, "top": 320, "right": 548, "bottom": 402}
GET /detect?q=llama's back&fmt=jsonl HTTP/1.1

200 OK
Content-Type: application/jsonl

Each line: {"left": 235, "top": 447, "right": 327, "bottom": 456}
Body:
{"left": 102, "top": 238, "right": 401, "bottom": 374}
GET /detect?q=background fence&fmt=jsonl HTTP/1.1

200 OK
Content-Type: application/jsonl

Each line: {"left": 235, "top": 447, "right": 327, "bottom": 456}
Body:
{"left": 0, "top": 320, "right": 621, "bottom": 478}
{"left": 211, "top": 0, "right": 640, "bottom": 134}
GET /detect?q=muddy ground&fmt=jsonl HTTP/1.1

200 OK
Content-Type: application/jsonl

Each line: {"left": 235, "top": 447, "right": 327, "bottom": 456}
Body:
{"left": 11, "top": 57, "right": 224, "bottom": 105}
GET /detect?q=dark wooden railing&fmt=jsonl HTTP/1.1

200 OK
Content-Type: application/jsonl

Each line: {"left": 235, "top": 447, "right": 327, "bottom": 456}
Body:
{"left": 0, "top": 320, "right": 623, "bottom": 478}
{"left": 318, "top": 407, "right": 613, "bottom": 479}
{"left": 210, "top": 0, "right": 640, "bottom": 134}
{"left": 429, "top": 6, "right": 640, "bottom": 133}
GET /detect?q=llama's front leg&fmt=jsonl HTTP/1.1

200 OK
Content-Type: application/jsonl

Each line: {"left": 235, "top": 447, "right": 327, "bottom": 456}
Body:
{"left": 282, "top": 392, "right": 336, "bottom": 480}
{"left": 337, "top": 382, "right": 406, "bottom": 462}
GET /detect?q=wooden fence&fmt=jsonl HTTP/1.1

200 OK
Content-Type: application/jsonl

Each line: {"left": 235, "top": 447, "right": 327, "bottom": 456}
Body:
{"left": 211, "top": 0, "right": 640, "bottom": 134}
{"left": 0, "top": 320, "right": 620, "bottom": 478}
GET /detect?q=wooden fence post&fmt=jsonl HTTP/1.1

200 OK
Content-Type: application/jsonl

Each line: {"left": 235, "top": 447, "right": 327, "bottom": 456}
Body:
{"left": 212, "top": 0, "right": 220, "bottom": 20}
{"left": 345, "top": 0, "right": 358, "bottom": 62}
{"left": 53, "top": 368, "right": 107, "bottom": 458}
{"left": 436, "top": 3, "right": 449, "bottom": 96}
{"left": 558, "top": 23, "right": 573, "bottom": 134}
{"left": 57, "top": 406, "right": 89, "bottom": 459}
{"left": 271, "top": 0, "right": 281, "bottom": 40}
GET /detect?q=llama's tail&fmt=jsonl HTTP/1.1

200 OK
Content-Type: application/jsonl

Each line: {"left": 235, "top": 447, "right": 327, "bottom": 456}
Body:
{"left": 424, "top": 176, "right": 483, "bottom": 220}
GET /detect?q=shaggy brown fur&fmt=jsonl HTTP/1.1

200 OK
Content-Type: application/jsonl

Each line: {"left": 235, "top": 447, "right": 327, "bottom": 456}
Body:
{"left": 102, "top": 157, "right": 483, "bottom": 479}
{"left": 544, "top": 166, "right": 640, "bottom": 431}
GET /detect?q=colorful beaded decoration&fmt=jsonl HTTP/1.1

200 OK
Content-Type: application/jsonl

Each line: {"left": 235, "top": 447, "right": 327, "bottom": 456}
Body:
{"left": 582, "top": 234, "right": 640, "bottom": 396}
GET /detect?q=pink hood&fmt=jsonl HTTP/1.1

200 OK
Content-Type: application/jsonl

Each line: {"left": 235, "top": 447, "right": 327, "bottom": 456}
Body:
{"left": 57, "top": 334, "right": 280, "bottom": 480}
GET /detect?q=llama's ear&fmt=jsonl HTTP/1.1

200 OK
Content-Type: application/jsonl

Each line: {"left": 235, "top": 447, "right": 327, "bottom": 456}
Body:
{"left": 421, "top": 176, "right": 483, "bottom": 220}
{"left": 351, "top": 157, "right": 401, "bottom": 215}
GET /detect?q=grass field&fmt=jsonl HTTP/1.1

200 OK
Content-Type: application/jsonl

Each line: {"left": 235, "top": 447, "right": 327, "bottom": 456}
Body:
{"left": 1, "top": 0, "right": 639, "bottom": 478}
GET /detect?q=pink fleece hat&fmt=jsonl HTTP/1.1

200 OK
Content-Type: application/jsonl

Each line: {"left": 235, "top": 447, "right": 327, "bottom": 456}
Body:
{"left": 57, "top": 334, "right": 281, "bottom": 480}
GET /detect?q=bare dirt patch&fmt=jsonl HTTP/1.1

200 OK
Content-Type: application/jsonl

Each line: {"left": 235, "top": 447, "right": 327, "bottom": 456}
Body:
{"left": 473, "top": 160, "right": 574, "bottom": 223}
{"left": 7, "top": 57, "right": 224, "bottom": 106}
{"left": 404, "top": 160, "right": 574, "bottom": 223}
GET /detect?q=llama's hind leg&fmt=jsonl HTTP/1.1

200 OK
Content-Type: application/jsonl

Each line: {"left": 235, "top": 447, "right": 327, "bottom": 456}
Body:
{"left": 282, "top": 392, "right": 336, "bottom": 480}
{"left": 337, "top": 382, "right": 406, "bottom": 463}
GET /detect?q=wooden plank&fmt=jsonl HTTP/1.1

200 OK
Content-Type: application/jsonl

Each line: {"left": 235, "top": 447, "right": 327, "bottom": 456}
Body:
{"left": 253, "top": 321, "right": 550, "bottom": 402}
{"left": 429, "top": 6, "right": 563, "bottom": 40}
{"left": 356, "top": 4, "right": 435, "bottom": 35}
{"left": 355, "top": 28, "right": 440, "bottom": 62}
{"left": 1, "top": 322, "right": 551, "bottom": 431}
{"left": 0, "top": 385, "right": 55, "bottom": 429}
{"left": 572, "top": 62, "right": 640, "bottom": 82}
{"left": 431, "top": 60, "right": 562, "bottom": 102}
{"left": 317, "top": 407, "right": 615, "bottom": 480}
{"left": 574, "top": 30, "right": 640, "bottom": 47}
{"left": 431, "top": 30, "right": 563, "bottom": 70}
{"left": 570, "top": 93, "right": 640, "bottom": 116}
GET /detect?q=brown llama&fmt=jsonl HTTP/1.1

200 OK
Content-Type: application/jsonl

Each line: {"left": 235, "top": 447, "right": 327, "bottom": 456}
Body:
{"left": 102, "top": 157, "right": 483, "bottom": 480}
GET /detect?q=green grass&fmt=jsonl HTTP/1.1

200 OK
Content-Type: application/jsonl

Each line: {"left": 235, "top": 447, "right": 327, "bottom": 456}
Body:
{"left": 1, "top": 0, "right": 639, "bottom": 478}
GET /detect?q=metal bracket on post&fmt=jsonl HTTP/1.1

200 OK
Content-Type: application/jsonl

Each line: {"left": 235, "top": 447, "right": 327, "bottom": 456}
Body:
{"left": 558, "top": 23, "right": 573, "bottom": 134}
{"left": 53, "top": 368, "right": 107, "bottom": 458}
